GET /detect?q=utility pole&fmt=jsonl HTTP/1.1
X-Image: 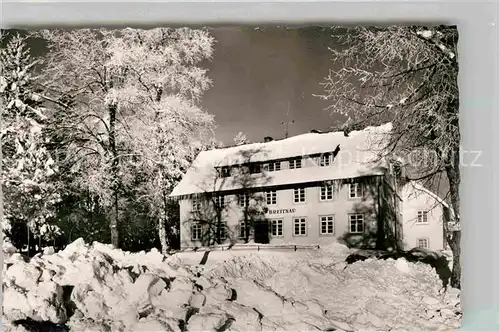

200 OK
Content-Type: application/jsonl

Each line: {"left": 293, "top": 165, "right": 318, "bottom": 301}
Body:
{"left": 281, "top": 101, "right": 295, "bottom": 139}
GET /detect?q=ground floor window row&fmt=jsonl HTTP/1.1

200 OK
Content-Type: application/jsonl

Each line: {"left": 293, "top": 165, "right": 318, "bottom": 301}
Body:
{"left": 190, "top": 214, "right": 366, "bottom": 240}
{"left": 190, "top": 223, "right": 227, "bottom": 241}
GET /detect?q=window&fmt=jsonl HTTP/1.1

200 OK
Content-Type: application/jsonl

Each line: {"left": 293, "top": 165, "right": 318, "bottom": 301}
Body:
{"left": 191, "top": 223, "right": 202, "bottom": 241}
{"left": 320, "top": 215, "right": 335, "bottom": 235}
{"left": 240, "top": 165, "right": 250, "bottom": 174}
{"left": 220, "top": 167, "right": 231, "bottom": 178}
{"left": 417, "top": 238, "right": 429, "bottom": 248}
{"left": 214, "top": 195, "right": 226, "bottom": 209}
{"left": 266, "top": 190, "right": 277, "bottom": 205}
{"left": 417, "top": 211, "right": 428, "bottom": 224}
{"left": 289, "top": 157, "right": 302, "bottom": 169}
{"left": 293, "top": 188, "right": 306, "bottom": 203}
{"left": 264, "top": 161, "right": 281, "bottom": 172}
{"left": 270, "top": 219, "right": 283, "bottom": 237}
{"left": 192, "top": 198, "right": 201, "bottom": 212}
{"left": 293, "top": 218, "right": 307, "bottom": 236}
{"left": 320, "top": 153, "right": 331, "bottom": 167}
{"left": 238, "top": 193, "right": 250, "bottom": 207}
{"left": 239, "top": 221, "right": 247, "bottom": 239}
{"left": 249, "top": 163, "right": 262, "bottom": 174}
{"left": 349, "top": 182, "right": 363, "bottom": 198}
{"left": 320, "top": 184, "right": 334, "bottom": 201}
{"left": 216, "top": 223, "right": 226, "bottom": 240}
{"left": 349, "top": 214, "right": 364, "bottom": 233}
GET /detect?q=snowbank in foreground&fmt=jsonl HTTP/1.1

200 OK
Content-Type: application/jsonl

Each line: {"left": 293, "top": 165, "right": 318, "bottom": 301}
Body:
{"left": 202, "top": 244, "right": 461, "bottom": 331}
{"left": 261, "top": 257, "right": 460, "bottom": 331}
{"left": 3, "top": 238, "right": 197, "bottom": 331}
{"left": 2, "top": 239, "right": 461, "bottom": 332}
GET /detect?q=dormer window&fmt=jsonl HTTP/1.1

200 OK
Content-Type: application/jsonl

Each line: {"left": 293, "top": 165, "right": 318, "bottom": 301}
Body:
{"left": 249, "top": 163, "right": 262, "bottom": 174}
{"left": 239, "top": 165, "right": 250, "bottom": 175}
{"left": 320, "top": 153, "right": 332, "bottom": 167}
{"left": 263, "top": 161, "right": 281, "bottom": 172}
{"left": 289, "top": 157, "right": 302, "bottom": 169}
{"left": 219, "top": 167, "right": 231, "bottom": 178}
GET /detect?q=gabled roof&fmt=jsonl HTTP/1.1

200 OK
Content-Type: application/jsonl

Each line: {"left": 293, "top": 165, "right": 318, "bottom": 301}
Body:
{"left": 170, "top": 123, "right": 393, "bottom": 197}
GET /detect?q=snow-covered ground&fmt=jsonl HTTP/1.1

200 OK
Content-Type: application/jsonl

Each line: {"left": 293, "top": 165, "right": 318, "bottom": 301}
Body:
{"left": 2, "top": 239, "right": 461, "bottom": 332}
{"left": 174, "top": 247, "right": 322, "bottom": 266}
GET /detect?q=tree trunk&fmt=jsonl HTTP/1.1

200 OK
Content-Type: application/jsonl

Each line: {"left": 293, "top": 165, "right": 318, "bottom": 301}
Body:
{"left": 27, "top": 226, "right": 30, "bottom": 257}
{"left": 159, "top": 190, "right": 169, "bottom": 254}
{"left": 448, "top": 228, "right": 461, "bottom": 289}
{"left": 109, "top": 103, "right": 120, "bottom": 248}
{"left": 376, "top": 178, "right": 385, "bottom": 249}
{"left": 445, "top": 148, "right": 461, "bottom": 289}
{"left": 244, "top": 207, "right": 250, "bottom": 243}
{"left": 158, "top": 216, "right": 167, "bottom": 254}
{"left": 216, "top": 208, "right": 222, "bottom": 244}
{"left": 155, "top": 85, "right": 168, "bottom": 253}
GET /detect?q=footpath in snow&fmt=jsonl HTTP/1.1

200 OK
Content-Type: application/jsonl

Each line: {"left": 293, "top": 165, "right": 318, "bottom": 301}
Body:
{"left": 2, "top": 239, "right": 462, "bottom": 332}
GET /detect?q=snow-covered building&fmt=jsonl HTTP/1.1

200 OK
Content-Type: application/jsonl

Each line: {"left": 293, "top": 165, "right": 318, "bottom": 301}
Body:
{"left": 400, "top": 182, "right": 453, "bottom": 251}
{"left": 170, "top": 123, "right": 414, "bottom": 250}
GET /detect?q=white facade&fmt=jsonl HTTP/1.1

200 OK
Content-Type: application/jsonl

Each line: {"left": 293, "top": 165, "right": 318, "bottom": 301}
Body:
{"left": 178, "top": 180, "right": 386, "bottom": 249}
{"left": 400, "top": 182, "right": 451, "bottom": 251}
{"left": 170, "top": 123, "right": 449, "bottom": 251}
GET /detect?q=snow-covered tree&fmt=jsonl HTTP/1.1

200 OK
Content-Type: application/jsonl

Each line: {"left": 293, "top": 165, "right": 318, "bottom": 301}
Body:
{"left": 132, "top": 98, "right": 215, "bottom": 253}
{"left": 37, "top": 28, "right": 135, "bottom": 248}
{"left": 317, "top": 25, "right": 461, "bottom": 288}
{"left": 233, "top": 132, "right": 250, "bottom": 146}
{"left": 201, "top": 137, "right": 224, "bottom": 151}
{"left": 0, "top": 33, "right": 61, "bottom": 246}
{"left": 37, "top": 28, "right": 215, "bottom": 250}
{"left": 117, "top": 28, "right": 216, "bottom": 253}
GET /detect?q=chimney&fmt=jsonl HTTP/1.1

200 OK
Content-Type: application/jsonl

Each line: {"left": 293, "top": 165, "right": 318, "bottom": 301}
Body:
{"left": 264, "top": 136, "right": 273, "bottom": 142}
{"left": 333, "top": 144, "right": 341, "bottom": 158}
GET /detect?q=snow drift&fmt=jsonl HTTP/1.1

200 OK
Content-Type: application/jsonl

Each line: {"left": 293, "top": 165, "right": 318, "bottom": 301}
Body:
{"left": 2, "top": 238, "right": 461, "bottom": 332}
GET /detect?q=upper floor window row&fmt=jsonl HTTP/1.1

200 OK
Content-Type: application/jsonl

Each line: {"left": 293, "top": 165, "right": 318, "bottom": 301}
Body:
{"left": 217, "top": 163, "right": 263, "bottom": 178}
{"left": 216, "top": 152, "right": 337, "bottom": 178}
{"left": 191, "top": 181, "right": 364, "bottom": 212}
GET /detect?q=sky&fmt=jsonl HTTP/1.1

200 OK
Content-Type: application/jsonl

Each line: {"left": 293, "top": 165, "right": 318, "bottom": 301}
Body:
{"left": 7, "top": 25, "right": 452, "bottom": 198}
{"left": 202, "top": 26, "right": 341, "bottom": 145}
{"left": 200, "top": 26, "right": 450, "bottom": 198}
{"left": 14, "top": 26, "right": 342, "bottom": 146}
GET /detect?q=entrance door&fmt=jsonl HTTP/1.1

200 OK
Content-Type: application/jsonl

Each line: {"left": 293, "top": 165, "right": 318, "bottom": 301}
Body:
{"left": 254, "top": 220, "right": 270, "bottom": 244}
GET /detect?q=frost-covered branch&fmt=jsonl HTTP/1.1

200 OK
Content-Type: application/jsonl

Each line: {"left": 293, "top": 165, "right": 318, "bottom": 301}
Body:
{"left": 317, "top": 24, "right": 461, "bottom": 288}
{"left": 35, "top": 27, "right": 216, "bottom": 249}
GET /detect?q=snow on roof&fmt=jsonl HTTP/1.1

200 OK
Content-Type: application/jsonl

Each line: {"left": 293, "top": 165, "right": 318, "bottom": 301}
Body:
{"left": 170, "top": 123, "right": 393, "bottom": 197}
